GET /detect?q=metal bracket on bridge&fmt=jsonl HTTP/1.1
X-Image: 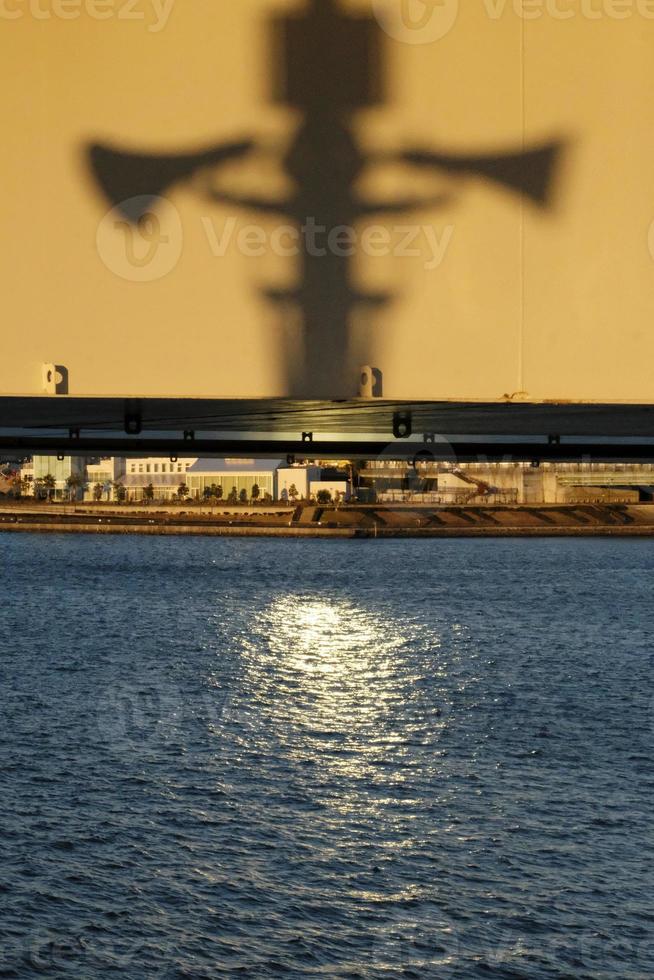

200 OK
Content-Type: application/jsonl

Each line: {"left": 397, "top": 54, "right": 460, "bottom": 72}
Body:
{"left": 393, "top": 412, "right": 412, "bottom": 439}
{"left": 41, "top": 363, "right": 69, "bottom": 396}
{"left": 124, "top": 401, "right": 142, "bottom": 435}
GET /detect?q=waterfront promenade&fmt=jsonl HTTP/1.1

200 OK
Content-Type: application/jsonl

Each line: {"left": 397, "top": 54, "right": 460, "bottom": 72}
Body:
{"left": 3, "top": 501, "right": 654, "bottom": 538}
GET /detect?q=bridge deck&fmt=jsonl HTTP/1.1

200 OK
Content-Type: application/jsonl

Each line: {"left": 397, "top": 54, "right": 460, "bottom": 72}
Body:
{"left": 2, "top": 398, "right": 654, "bottom": 460}
{"left": 1, "top": 397, "right": 654, "bottom": 435}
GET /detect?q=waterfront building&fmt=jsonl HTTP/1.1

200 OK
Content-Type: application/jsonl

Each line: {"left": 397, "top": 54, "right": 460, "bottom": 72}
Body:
{"left": 19, "top": 460, "right": 34, "bottom": 483}
{"left": 276, "top": 465, "right": 321, "bottom": 501}
{"left": 15, "top": 456, "right": 654, "bottom": 506}
{"left": 309, "top": 468, "right": 351, "bottom": 503}
{"left": 122, "top": 457, "right": 196, "bottom": 501}
{"left": 360, "top": 461, "right": 650, "bottom": 505}
{"left": 31, "top": 454, "right": 86, "bottom": 500}
{"left": 186, "top": 459, "right": 281, "bottom": 501}
{"left": 85, "top": 458, "right": 126, "bottom": 499}
{"left": 125, "top": 458, "right": 196, "bottom": 479}
{"left": 87, "top": 458, "right": 126, "bottom": 483}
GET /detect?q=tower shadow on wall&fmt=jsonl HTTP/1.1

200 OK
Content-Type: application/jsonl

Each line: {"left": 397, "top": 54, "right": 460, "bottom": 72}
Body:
{"left": 85, "top": 0, "right": 563, "bottom": 400}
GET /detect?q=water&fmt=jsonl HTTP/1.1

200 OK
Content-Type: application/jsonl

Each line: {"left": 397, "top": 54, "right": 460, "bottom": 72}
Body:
{"left": 1, "top": 534, "right": 652, "bottom": 979}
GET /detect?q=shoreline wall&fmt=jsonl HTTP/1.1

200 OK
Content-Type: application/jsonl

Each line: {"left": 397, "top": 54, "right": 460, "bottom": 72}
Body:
{"left": 2, "top": 501, "right": 654, "bottom": 539}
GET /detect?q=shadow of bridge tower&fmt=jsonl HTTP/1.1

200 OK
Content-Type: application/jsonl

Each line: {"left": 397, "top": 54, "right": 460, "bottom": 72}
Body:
{"left": 86, "top": 0, "right": 563, "bottom": 400}
{"left": 263, "top": 0, "right": 397, "bottom": 397}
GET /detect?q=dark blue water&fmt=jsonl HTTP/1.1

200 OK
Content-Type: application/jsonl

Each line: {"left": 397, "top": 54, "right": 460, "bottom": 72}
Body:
{"left": 1, "top": 535, "right": 652, "bottom": 979}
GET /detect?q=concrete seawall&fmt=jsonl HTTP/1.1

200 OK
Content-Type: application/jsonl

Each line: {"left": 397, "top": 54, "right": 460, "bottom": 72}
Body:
{"left": 3, "top": 502, "right": 654, "bottom": 538}
{"left": 2, "top": 523, "right": 654, "bottom": 539}
{"left": 0, "top": 521, "right": 357, "bottom": 538}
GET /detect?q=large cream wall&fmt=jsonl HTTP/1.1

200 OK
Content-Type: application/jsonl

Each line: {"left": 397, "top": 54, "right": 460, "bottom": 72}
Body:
{"left": 2, "top": 3, "right": 653, "bottom": 401}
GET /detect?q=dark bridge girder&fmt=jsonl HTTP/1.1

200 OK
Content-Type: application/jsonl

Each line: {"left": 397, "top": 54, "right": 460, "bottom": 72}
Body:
{"left": 2, "top": 397, "right": 654, "bottom": 462}
{"left": 2, "top": 436, "right": 654, "bottom": 465}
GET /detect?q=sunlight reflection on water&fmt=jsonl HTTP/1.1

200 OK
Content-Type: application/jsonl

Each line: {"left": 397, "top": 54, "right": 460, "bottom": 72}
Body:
{"left": 2, "top": 536, "right": 653, "bottom": 979}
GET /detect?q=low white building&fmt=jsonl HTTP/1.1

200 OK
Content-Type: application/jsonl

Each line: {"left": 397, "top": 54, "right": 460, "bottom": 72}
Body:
{"left": 30, "top": 455, "right": 86, "bottom": 499}
{"left": 125, "top": 458, "right": 196, "bottom": 480}
{"left": 87, "top": 458, "right": 125, "bottom": 483}
{"left": 85, "top": 458, "right": 126, "bottom": 499}
{"left": 309, "top": 480, "right": 350, "bottom": 503}
{"left": 186, "top": 458, "right": 281, "bottom": 501}
{"left": 120, "top": 458, "right": 196, "bottom": 501}
{"left": 276, "top": 465, "right": 320, "bottom": 502}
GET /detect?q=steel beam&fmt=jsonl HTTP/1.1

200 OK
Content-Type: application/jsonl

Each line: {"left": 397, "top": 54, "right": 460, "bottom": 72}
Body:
{"left": 3, "top": 435, "right": 654, "bottom": 464}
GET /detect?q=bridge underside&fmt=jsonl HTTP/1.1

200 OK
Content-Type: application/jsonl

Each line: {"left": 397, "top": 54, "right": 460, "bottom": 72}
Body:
{"left": 2, "top": 397, "right": 654, "bottom": 461}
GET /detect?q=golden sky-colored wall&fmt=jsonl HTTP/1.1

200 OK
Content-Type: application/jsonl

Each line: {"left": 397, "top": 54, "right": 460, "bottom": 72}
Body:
{"left": 2, "top": 0, "right": 653, "bottom": 401}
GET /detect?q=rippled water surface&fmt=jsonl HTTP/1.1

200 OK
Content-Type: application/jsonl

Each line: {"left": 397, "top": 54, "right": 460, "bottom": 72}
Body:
{"left": 1, "top": 534, "right": 653, "bottom": 978}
